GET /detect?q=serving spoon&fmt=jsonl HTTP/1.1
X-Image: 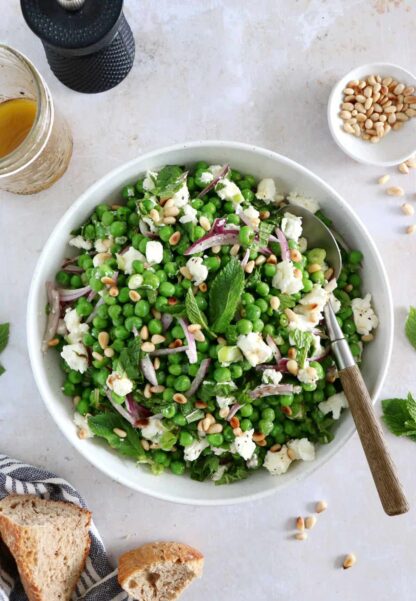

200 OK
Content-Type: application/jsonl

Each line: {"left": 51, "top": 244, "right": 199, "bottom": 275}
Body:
{"left": 280, "top": 205, "right": 409, "bottom": 516}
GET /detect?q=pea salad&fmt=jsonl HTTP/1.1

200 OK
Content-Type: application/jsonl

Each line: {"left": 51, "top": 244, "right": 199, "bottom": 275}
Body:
{"left": 44, "top": 163, "right": 379, "bottom": 484}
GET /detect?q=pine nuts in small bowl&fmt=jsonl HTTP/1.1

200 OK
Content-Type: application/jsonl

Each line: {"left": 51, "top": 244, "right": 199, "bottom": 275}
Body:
{"left": 328, "top": 63, "right": 416, "bottom": 166}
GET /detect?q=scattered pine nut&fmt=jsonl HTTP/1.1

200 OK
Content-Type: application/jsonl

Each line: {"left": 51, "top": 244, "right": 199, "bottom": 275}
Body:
{"left": 104, "top": 347, "right": 114, "bottom": 358}
{"left": 98, "top": 331, "right": 109, "bottom": 349}
{"left": 151, "top": 334, "right": 165, "bottom": 345}
{"left": 399, "top": 162, "right": 410, "bottom": 174}
{"left": 287, "top": 359, "right": 299, "bottom": 376}
{"left": 401, "top": 203, "right": 414, "bottom": 216}
{"left": 113, "top": 428, "right": 127, "bottom": 438}
{"left": 361, "top": 333, "right": 374, "bottom": 342}
{"left": 387, "top": 186, "right": 405, "bottom": 197}
{"left": 316, "top": 500, "right": 328, "bottom": 513}
{"left": 141, "top": 342, "right": 155, "bottom": 353}
{"left": 129, "top": 290, "right": 141, "bottom": 302}
{"left": 405, "top": 158, "right": 416, "bottom": 168}
{"left": 169, "top": 231, "right": 181, "bottom": 246}
{"left": 406, "top": 224, "right": 416, "bottom": 234}
{"left": 305, "top": 516, "right": 317, "bottom": 530}
{"left": 270, "top": 296, "right": 280, "bottom": 311}
{"left": 47, "top": 338, "right": 59, "bottom": 347}
{"left": 173, "top": 393, "right": 187, "bottom": 404}
{"left": 296, "top": 516, "right": 305, "bottom": 531}
{"left": 342, "top": 553, "right": 357, "bottom": 569}
{"left": 295, "top": 532, "right": 308, "bottom": 541}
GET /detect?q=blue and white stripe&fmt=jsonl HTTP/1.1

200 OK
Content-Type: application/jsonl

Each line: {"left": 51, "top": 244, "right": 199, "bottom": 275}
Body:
{"left": 0, "top": 454, "right": 129, "bottom": 601}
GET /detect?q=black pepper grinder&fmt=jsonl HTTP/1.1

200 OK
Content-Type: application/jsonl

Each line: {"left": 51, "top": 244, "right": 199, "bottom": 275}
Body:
{"left": 20, "top": 0, "right": 135, "bottom": 93}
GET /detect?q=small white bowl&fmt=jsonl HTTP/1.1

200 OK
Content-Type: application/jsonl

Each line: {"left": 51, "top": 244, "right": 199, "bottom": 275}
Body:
{"left": 27, "top": 141, "right": 394, "bottom": 505}
{"left": 328, "top": 62, "right": 416, "bottom": 166}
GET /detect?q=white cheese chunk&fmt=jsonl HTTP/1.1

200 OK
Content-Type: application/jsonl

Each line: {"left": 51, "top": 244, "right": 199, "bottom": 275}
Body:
{"left": 143, "top": 171, "right": 157, "bottom": 191}
{"left": 281, "top": 212, "right": 303, "bottom": 243}
{"left": 183, "top": 438, "right": 209, "bottom": 462}
{"left": 272, "top": 260, "right": 303, "bottom": 295}
{"left": 64, "top": 308, "right": 89, "bottom": 344}
{"left": 262, "top": 369, "right": 283, "bottom": 385}
{"left": 241, "top": 205, "right": 260, "bottom": 229}
{"left": 95, "top": 238, "right": 113, "bottom": 252}
{"left": 106, "top": 372, "right": 134, "bottom": 397}
{"left": 61, "top": 343, "right": 88, "bottom": 373}
{"left": 297, "top": 363, "right": 319, "bottom": 385}
{"left": 186, "top": 256, "right": 208, "bottom": 286}
{"left": 319, "top": 392, "right": 348, "bottom": 420}
{"left": 216, "top": 178, "right": 244, "bottom": 204}
{"left": 287, "top": 438, "right": 315, "bottom": 461}
{"left": 212, "top": 465, "right": 227, "bottom": 481}
{"left": 172, "top": 183, "right": 190, "bottom": 207}
{"left": 116, "top": 247, "right": 146, "bottom": 275}
{"left": 288, "top": 191, "right": 320, "bottom": 214}
{"left": 352, "top": 294, "right": 379, "bottom": 336}
{"left": 216, "top": 396, "right": 235, "bottom": 409}
{"left": 179, "top": 204, "right": 198, "bottom": 224}
{"left": 263, "top": 446, "right": 292, "bottom": 475}
{"left": 237, "top": 333, "right": 272, "bottom": 367}
{"left": 256, "top": 178, "right": 277, "bottom": 204}
{"left": 73, "top": 413, "right": 94, "bottom": 438}
{"left": 141, "top": 418, "right": 164, "bottom": 443}
{"left": 146, "top": 240, "right": 163, "bottom": 265}
{"left": 232, "top": 429, "right": 256, "bottom": 460}
{"left": 69, "top": 235, "right": 92, "bottom": 250}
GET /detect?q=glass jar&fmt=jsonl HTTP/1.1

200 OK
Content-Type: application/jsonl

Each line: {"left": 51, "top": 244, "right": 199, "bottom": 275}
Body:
{"left": 0, "top": 44, "right": 73, "bottom": 194}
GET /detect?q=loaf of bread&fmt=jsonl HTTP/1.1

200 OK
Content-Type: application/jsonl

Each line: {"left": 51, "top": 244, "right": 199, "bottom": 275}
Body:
{"left": 0, "top": 494, "right": 91, "bottom": 601}
{"left": 118, "top": 541, "right": 204, "bottom": 601}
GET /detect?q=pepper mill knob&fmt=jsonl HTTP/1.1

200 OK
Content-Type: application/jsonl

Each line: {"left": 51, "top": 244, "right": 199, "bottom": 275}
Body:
{"left": 20, "top": 0, "right": 135, "bottom": 94}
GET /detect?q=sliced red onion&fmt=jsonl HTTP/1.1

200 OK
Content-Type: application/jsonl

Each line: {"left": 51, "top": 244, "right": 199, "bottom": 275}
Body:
{"left": 184, "top": 232, "right": 240, "bottom": 256}
{"left": 240, "top": 248, "right": 250, "bottom": 268}
{"left": 149, "top": 345, "right": 189, "bottom": 357}
{"left": 58, "top": 285, "right": 92, "bottom": 302}
{"left": 249, "top": 383, "right": 297, "bottom": 399}
{"left": 106, "top": 391, "right": 136, "bottom": 426}
{"left": 235, "top": 205, "right": 255, "bottom": 229}
{"left": 86, "top": 296, "right": 104, "bottom": 323}
{"left": 178, "top": 318, "right": 197, "bottom": 364}
{"left": 162, "top": 313, "right": 173, "bottom": 331}
{"left": 140, "top": 354, "right": 158, "bottom": 386}
{"left": 258, "top": 247, "right": 272, "bottom": 256}
{"left": 62, "top": 256, "right": 80, "bottom": 267}
{"left": 186, "top": 358, "right": 211, "bottom": 398}
{"left": 126, "top": 394, "right": 152, "bottom": 420}
{"left": 87, "top": 289, "right": 97, "bottom": 303}
{"left": 268, "top": 234, "right": 279, "bottom": 243}
{"left": 276, "top": 228, "right": 289, "bottom": 261}
{"left": 227, "top": 403, "right": 242, "bottom": 421}
{"left": 62, "top": 264, "right": 83, "bottom": 274}
{"left": 197, "top": 164, "right": 230, "bottom": 198}
{"left": 42, "top": 282, "right": 60, "bottom": 351}
{"left": 256, "top": 358, "right": 289, "bottom": 373}
{"left": 266, "top": 335, "right": 281, "bottom": 362}
{"left": 139, "top": 220, "right": 158, "bottom": 239}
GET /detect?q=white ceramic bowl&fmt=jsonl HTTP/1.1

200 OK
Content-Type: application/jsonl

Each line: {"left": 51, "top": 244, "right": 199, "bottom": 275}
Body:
{"left": 27, "top": 141, "right": 394, "bottom": 505}
{"left": 328, "top": 62, "right": 416, "bottom": 166}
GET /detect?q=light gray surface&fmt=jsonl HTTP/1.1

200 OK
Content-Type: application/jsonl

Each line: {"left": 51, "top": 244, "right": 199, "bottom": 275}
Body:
{"left": 1, "top": 1, "right": 415, "bottom": 600}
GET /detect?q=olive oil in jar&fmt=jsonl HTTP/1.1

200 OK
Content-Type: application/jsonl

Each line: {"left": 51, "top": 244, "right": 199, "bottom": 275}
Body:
{"left": 0, "top": 98, "right": 37, "bottom": 158}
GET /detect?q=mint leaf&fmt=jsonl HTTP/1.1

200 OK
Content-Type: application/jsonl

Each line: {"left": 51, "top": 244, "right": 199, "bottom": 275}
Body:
{"left": 154, "top": 166, "right": 186, "bottom": 199}
{"left": 88, "top": 412, "right": 145, "bottom": 459}
{"left": 215, "top": 462, "right": 248, "bottom": 485}
{"left": 209, "top": 257, "right": 244, "bottom": 333}
{"left": 185, "top": 288, "right": 209, "bottom": 331}
{"left": 119, "top": 337, "right": 143, "bottom": 381}
{"left": 0, "top": 364, "right": 5, "bottom": 377}
{"left": 161, "top": 304, "right": 186, "bottom": 316}
{"left": 405, "top": 307, "right": 416, "bottom": 350}
{"left": 258, "top": 221, "right": 274, "bottom": 248}
{"left": 190, "top": 456, "right": 220, "bottom": 482}
{"left": 382, "top": 394, "right": 416, "bottom": 440}
{"left": 277, "top": 294, "right": 296, "bottom": 310}
{"left": 406, "top": 392, "right": 416, "bottom": 422}
{"left": 0, "top": 323, "right": 9, "bottom": 354}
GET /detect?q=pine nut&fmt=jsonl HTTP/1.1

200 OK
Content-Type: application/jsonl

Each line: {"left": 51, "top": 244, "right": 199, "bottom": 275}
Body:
{"left": 255, "top": 255, "right": 266, "bottom": 266}
{"left": 294, "top": 268, "right": 302, "bottom": 279}
{"left": 212, "top": 245, "right": 221, "bottom": 254}
{"left": 179, "top": 266, "right": 192, "bottom": 279}
{"left": 201, "top": 417, "right": 212, "bottom": 432}
{"left": 287, "top": 448, "right": 297, "bottom": 460}
{"left": 290, "top": 249, "right": 301, "bottom": 262}
{"left": 109, "top": 286, "right": 119, "bottom": 297}
{"left": 266, "top": 254, "right": 277, "bottom": 264}
{"left": 393, "top": 122, "right": 403, "bottom": 130}
{"left": 269, "top": 443, "right": 281, "bottom": 452}
{"left": 113, "top": 428, "right": 127, "bottom": 438}
{"left": 163, "top": 206, "right": 180, "bottom": 218}
{"left": 219, "top": 407, "right": 230, "bottom": 419}
{"left": 143, "top": 384, "right": 152, "bottom": 399}
{"left": 324, "top": 267, "right": 334, "bottom": 280}
{"left": 98, "top": 331, "right": 109, "bottom": 349}
{"left": 287, "top": 359, "right": 299, "bottom": 376}
{"left": 153, "top": 357, "right": 160, "bottom": 370}
{"left": 295, "top": 532, "right": 307, "bottom": 541}
{"left": 163, "top": 216, "right": 176, "bottom": 225}
{"left": 296, "top": 516, "right": 305, "bottom": 531}
{"left": 199, "top": 216, "right": 211, "bottom": 231}
{"left": 244, "top": 260, "right": 255, "bottom": 274}
{"left": 207, "top": 423, "right": 223, "bottom": 434}
{"left": 141, "top": 342, "right": 155, "bottom": 353}
{"left": 252, "top": 432, "right": 266, "bottom": 442}
{"left": 387, "top": 186, "right": 405, "bottom": 197}
{"left": 343, "top": 123, "right": 354, "bottom": 134}
{"left": 307, "top": 263, "right": 321, "bottom": 274}
{"left": 188, "top": 323, "right": 202, "bottom": 333}
{"left": 305, "top": 516, "right": 317, "bottom": 530}
{"left": 229, "top": 416, "right": 240, "bottom": 429}
{"left": 270, "top": 296, "right": 280, "bottom": 311}
{"left": 141, "top": 439, "right": 150, "bottom": 451}
{"left": 233, "top": 427, "right": 243, "bottom": 436}
{"left": 316, "top": 500, "right": 327, "bottom": 513}
{"left": 378, "top": 174, "right": 390, "bottom": 185}
{"left": 193, "top": 329, "right": 205, "bottom": 342}
{"left": 361, "top": 333, "right": 374, "bottom": 342}
{"left": 77, "top": 428, "right": 89, "bottom": 440}
{"left": 104, "top": 347, "right": 114, "bottom": 358}
{"left": 140, "top": 325, "right": 149, "bottom": 340}
{"left": 399, "top": 162, "right": 409, "bottom": 174}
{"left": 230, "top": 244, "right": 240, "bottom": 256}
{"left": 149, "top": 208, "right": 160, "bottom": 222}
{"left": 152, "top": 308, "right": 161, "bottom": 320}
{"left": 150, "top": 385, "right": 165, "bottom": 394}
{"left": 343, "top": 87, "right": 355, "bottom": 95}
{"left": 169, "top": 231, "right": 181, "bottom": 245}
{"left": 406, "top": 224, "right": 416, "bottom": 235}
{"left": 340, "top": 110, "right": 352, "bottom": 120}
{"left": 47, "top": 338, "right": 59, "bottom": 347}
{"left": 342, "top": 554, "right": 357, "bottom": 569}
{"left": 92, "top": 351, "right": 103, "bottom": 361}
{"left": 151, "top": 334, "right": 165, "bottom": 345}
{"left": 173, "top": 393, "right": 187, "bottom": 404}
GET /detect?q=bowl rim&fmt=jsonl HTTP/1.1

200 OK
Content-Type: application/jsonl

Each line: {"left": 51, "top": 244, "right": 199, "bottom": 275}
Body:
{"left": 327, "top": 61, "right": 416, "bottom": 167}
{"left": 26, "top": 140, "right": 394, "bottom": 505}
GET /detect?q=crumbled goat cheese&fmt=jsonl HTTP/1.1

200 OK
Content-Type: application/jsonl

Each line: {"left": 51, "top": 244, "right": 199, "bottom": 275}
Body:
{"left": 256, "top": 178, "right": 279, "bottom": 204}
{"left": 73, "top": 413, "right": 94, "bottom": 438}
{"left": 263, "top": 446, "right": 292, "bottom": 475}
{"left": 209, "top": 165, "right": 224, "bottom": 177}
{"left": 186, "top": 256, "right": 208, "bottom": 286}
{"left": 141, "top": 418, "right": 165, "bottom": 443}
{"left": 281, "top": 212, "right": 303, "bottom": 243}
{"left": 287, "top": 438, "right": 315, "bottom": 461}
{"left": 247, "top": 453, "right": 259, "bottom": 469}
{"left": 117, "top": 247, "right": 145, "bottom": 275}
{"left": 61, "top": 343, "right": 88, "bottom": 373}
{"left": 352, "top": 294, "right": 379, "bottom": 336}
{"left": 237, "top": 333, "right": 272, "bottom": 367}
{"left": 287, "top": 191, "right": 320, "bottom": 214}
{"left": 288, "top": 284, "right": 329, "bottom": 331}
{"left": 95, "top": 238, "right": 112, "bottom": 252}
{"left": 172, "top": 183, "right": 190, "bottom": 207}
{"left": 106, "top": 372, "right": 133, "bottom": 397}
{"left": 216, "top": 396, "right": 235, "bottom": 409}
{"left": 142, "top": 216, "right": 157, "bottom": 233}
{"left": 297, "top": 363, "right": 319, "bottom": 385}
{"left": 242, "top": 205, "right": 260, "bottom": 228}
{"left": 93, "top": 252, "right": 110, "bottom": 267}
{"left": 319, "top": 392, "right": 348, "bottom": 420}
{"left": 232, "top": 429, "right": 256, "bottom": 460}
{"left": 200, "top": 171, "right": 214, "bottom": 184}
{"left": 211, "top": 446, "right": 227, "bottom": 456}
{"left": 69, "top": 235, "right": 92, "bottom": 250}
{"left": 143, "top": 171, "right": 156, "bottom": 191}
{"left": 179, "top": 204, "right": 198, "bottom": 224}
{"left": 146, "top": 240, "right": 163, "bottom": 264}
{"left": 262, "top": 369, "right": 283, "bottom": 385}
{"left": 216, "top": 179, "right": 244, "bottom": 204}
{"left": 64, "top": 309, "right": 89, "bottom": 344}
{"left": 184, "top": 438, "right": 209, "bottom": 462}
{"left": 272, "top": 260, "right": 303, "bottom": 295}
{"left": 330, "top": 293, "right": 341, "bottom": 314}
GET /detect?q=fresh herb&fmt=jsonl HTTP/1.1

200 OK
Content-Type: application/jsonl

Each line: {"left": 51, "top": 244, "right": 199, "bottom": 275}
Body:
{"left": 258, "top": 221, "right": 274, "bottom": 248}
{"left": 215, "top": 462, "right": 248, "bottom": 485}
{"left": 199, "top": 381, "right": 237, "bottom": 403}
{"left": 185, "top": 409, "right": 205, "bottom": 424}
{"left": 88, "top": 412, "right": 145, "bottom": 458}
{"left": 190, "top": 455, "right": 220, "bottom": 482}
{"left": 209, "top": 257, "right": 244, "bottom": 333}
{"left": 159, "top": 431, "right": 177, "bottom": 451}
{"left": 119, "top": 337, "right": 143, "bottom": 381}
{"left": 154, "top": 166, "right": 186, "bottom": 199}
{"left": 290, "top": 329, "right": 314, "bottom": 367}
{"left": 277, "top": 294, "right": 296, "bottom": 310}
{"left": 161, "top": 304, "right": 186, "bottom": 316}
{"left": 185, "top": 288, "right": 209, "bottom": 331}
{"left": 382, "top": 393, "right": 416, "bottom": 441}
{"left": 405, "top": 307, "right": 416, "bottom": 350}
{"left": 0, "top": 323, "right": 10, "bottom": 376}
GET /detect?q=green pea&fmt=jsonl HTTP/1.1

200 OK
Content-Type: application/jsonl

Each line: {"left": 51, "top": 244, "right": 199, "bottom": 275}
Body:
{"left": 256, "top": 282, "right": 270, "bottom": 297}
{"left": 263, "top": 324, "right": 275, "bottom": 336}
{"left": 175, "top": 375, "right": 191, "bottom": 392}
{"left": 258, "top": 419, "right": 274, "bottom": 435}
{"left": 135, "top": 300, "right": 150, "bottom": 317}
{"left": 195, "top": 295, "right": 207, "bottom": 310}
{"left": 302, "top": 278, "right": 313, "bottom": 292}
{"left": 159, "top": 281, "right": 176, "bottom": 297}
{"left": 169, "top": 364, "right": 182, "bottom": 376}
{"left": 343, "top": 319, "right": 356, "bottom": 336}
{"left": 230, "top": 364, "right": 243, "bottom": 379}
{"left": 70, "top": 274, "right": 82, "bottom": 288}
{"left": 147, "top": 319, "right": 162, "bottom": 335}
{"left": 76, "top": 398, "right": 89, "bottom": 416}
{"left": 62, "top": 380, "right": 76, "bottom": 396}
{"left": 109, "top": 221, "right": 127, "bottom": 237}
{"left": 111, "top": 339, "right": 125, "bottom": 352}
{"left": 239, "top": 225, "right": 255, "bottom": 247}
{"left": 89, "top": 277, "right": 104, "bottom": 293}
{"left": 207, "top": 433, "right": 224, "bottom": 446}
{"left": 302, "top": 382, "right": 317, "bottom": 392}
{"left": 92, "top": 316, "right": 108, "bottom": 330}
{"left": 313, "top": 390, "right": 325, "bottom": 403}
{"left": 123, "top": 303, "right": 134, "bottom": 317}
{"left": 348, "top": 250, "right": 363, "bottom": 265}
{"left": 237, "top": 319, "right": 253, "bottom": 335}
{"left": 125, "top": 316, "right": 142, "bottom": 331}
{"left": 262, "top": 407, "right": 275, "bottom": 421}
{"left": 179, "top": 431, "right": 194, "bottom": 446}
{"left": 350, "top": 343, "right": 362, "bottom": 357}
{"left": 252, "top": 319, "right": 264, "bottom": 333}
{"left": 170, "top": 460, "right": 186, "bottom": 475}
{"left": 68, "top": 370, "right": 83, "bottom": 384}
{"left": 56, "top": 270, "right": 70, "bottom": 286}
{"left": 311, "top": 270, "right": 325, "bottom": 284}
{"left": 76, "top": 299, "right": 93, "bottom": 317}
{"left": 204, "top": 256, "right": 221, "bottom": 271}
{"left": 214, "top": 367, "right": 231, "bottom": 382}
{"left": 239, "top": 418, "right": 252, "bottom": 432}
{"left": 142, "top": 272, "right": 159, "bottom": 290}
{"left": 245, "top": 304, "right": 261, "bottom": 321}
{"left": 240, "top": 404, "right": 253, "bottom": 417}
{"left": 279, "top": 394, "right": 294, "bottom": 407}
{"left": 307, "top": 248, "right": 326, "bottom": 265}
{"left": 242, "top": 188, "right": 255, "bottom": 202}
{"left": 113, "top": 325, "right": 129, "bottom": 340}
{"left": 263, "top": 263, "right": 277, "bottom": 278}
{"left": 255, "top": 298, "right": 268, "bottom": 313}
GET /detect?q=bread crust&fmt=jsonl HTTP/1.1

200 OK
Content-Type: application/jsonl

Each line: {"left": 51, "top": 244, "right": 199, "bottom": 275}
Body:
{"left": 118, "top": 541, "right": 204, "bottom": 594}
{"left": 0, "top": 495, "right": 91, "bottom": 601}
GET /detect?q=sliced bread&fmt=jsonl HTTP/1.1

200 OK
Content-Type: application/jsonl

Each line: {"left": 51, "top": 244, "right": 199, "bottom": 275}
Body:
{"left": 118, "top": 541, "right": 204, "bottom": 601}
{"left": 0, "top": 494, "right": 91, "bottom": 601}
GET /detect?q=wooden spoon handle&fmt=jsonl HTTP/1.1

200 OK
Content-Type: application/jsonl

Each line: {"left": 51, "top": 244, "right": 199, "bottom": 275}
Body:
{"left": 339, "top": 364, "right": 409, "bottom": 516}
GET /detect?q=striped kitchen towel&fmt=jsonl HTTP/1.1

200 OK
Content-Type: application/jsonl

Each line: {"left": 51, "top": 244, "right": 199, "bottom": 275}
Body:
{"left": 0, "top": 454, "right": 130, "bottom": 601}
